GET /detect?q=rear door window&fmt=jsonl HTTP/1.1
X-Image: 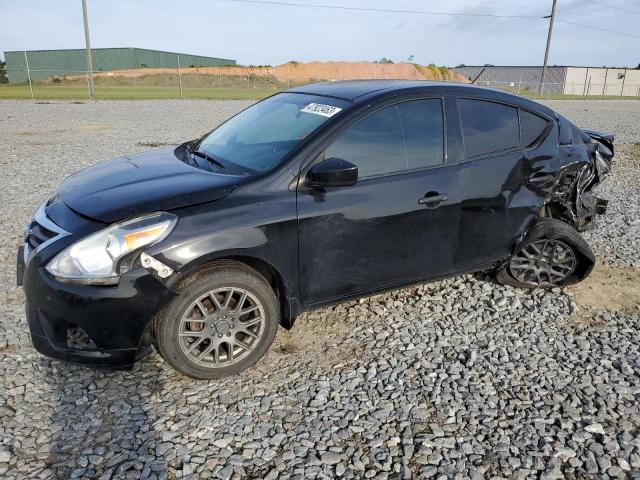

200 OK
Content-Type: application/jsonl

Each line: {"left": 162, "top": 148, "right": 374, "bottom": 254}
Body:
{"left": 458, "top": 99, "right": 520, "bottom": 158}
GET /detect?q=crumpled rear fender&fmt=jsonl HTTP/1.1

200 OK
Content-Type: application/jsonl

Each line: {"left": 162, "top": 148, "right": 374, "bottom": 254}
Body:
{"left": 582, "top": 129, "right": 614, "bottom": 157}
{"left": 497, "top": 121, "right": 613, "bottom": 264}
{"left": 540, "top": 127, "right": 614, "bottom": 231}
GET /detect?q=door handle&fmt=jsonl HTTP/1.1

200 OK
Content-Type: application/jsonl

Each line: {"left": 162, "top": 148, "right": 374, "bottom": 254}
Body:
{"left": 418, "top": 193, "right": 449, "bottom": 206}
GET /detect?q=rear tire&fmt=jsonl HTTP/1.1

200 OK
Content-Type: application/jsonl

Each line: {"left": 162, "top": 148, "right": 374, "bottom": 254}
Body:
{"left": 155, "top": 262, "right": 280, "bottom": 379}
{"left": 496, "top": 218, "right": 595, "bottom": 289}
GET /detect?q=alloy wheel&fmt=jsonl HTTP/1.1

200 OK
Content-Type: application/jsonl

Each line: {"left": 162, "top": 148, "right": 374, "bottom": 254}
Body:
{"left": 178, "top": 287, "right": 265, "bottom": 367}
{"left": 509, "top": 239, "right": 577, "bottom": 287}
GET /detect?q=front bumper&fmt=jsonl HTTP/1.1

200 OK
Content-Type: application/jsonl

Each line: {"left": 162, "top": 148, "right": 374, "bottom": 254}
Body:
{"left": 22, "top": 261, "right": 175, "bottom": 369}
{"left": 18, "top": 202, "right": 176, "bottom": 369}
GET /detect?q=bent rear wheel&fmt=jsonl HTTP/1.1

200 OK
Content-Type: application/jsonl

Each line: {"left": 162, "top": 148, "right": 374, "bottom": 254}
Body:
{"left": 155, "top": 263, "right": 279, "bottom": 379}
{"left": 508, "top": 239, "right": 577, "bottom": 287}
{"left": 496, "top": 218, "right": 595, "bottom": 289}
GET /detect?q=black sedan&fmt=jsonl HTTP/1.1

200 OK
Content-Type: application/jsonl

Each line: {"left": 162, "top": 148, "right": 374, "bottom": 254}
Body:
{"left": 18, "top": 80, "right": 614, "bottom": 379}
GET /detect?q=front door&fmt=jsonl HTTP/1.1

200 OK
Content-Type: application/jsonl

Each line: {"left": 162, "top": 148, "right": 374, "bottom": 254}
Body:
{"left": 296, "top": 98, "right": 461, "bottom": 306}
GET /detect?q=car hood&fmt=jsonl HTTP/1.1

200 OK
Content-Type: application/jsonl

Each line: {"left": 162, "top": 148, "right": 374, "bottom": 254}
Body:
{"left": 58, "top": 147, "right": 241, "bottom": 223}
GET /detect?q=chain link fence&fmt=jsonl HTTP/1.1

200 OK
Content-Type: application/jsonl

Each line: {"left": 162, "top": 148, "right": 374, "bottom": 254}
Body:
{"left": 1, "top": 67, "right": 314, "bottom": 100}
{"left": 473, "top": 80, "right": 640, "bottom": 99}
{"left": 2, "top": 66, "right": 640, "bottom": 101}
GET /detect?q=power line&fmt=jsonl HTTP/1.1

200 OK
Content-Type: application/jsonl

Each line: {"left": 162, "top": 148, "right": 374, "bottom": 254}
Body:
{"left": 213, "top": 0, "right": 640, "bottom": 41}
{"left": 481, "top": 0, "right": 548, "bottom": 14}
{"left": 581, "top": 0, "right": 640, "bottom": 15}
{"left": 557, "top": 19, "right": 640, "bottom": 39}
{"left": 223, "top": 0, "right": 542, "bottom": 18}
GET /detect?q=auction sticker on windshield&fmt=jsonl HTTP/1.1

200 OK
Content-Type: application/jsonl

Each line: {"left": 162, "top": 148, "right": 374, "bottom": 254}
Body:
{"left": 300, "top": 103, "right": 343, "bottom": 117}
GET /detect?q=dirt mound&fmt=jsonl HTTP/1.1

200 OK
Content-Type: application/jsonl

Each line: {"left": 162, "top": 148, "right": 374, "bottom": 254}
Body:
{"left": 82, "top": 61, "right": 469, "bottom": 84}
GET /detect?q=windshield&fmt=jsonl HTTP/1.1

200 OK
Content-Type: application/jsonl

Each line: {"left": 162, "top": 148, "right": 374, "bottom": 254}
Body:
{"left": 197, "top": 93, "right": 349, "bottom": 173}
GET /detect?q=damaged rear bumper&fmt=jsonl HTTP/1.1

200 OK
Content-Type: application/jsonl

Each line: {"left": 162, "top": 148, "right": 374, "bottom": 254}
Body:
{"left": 549, "top": 129, "right": 614, "bottom": 231}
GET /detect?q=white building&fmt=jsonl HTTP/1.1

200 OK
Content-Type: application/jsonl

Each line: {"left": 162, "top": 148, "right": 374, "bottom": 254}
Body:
{"left": 454, "top": 66, "right": 640, "bottom": 97}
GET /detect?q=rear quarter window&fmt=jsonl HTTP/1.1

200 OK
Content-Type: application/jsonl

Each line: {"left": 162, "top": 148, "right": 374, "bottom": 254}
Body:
{"left": 520, "top": 109, "right": 549, "bottom": 147}
{"left": 458, "top": 99, "right": 519, "bottom": 158}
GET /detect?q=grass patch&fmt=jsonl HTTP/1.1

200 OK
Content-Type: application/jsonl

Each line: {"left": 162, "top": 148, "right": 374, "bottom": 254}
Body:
{"left": 2, "top": 83, "right": 638, "bottom": 101}
{"left": 0, "top": 84, "right": 278, "bottom": 100}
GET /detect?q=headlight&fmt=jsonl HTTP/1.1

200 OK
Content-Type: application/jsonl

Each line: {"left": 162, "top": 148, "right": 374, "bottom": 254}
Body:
{"left": 46, "top": 212, "right": 177, "bottom": 285}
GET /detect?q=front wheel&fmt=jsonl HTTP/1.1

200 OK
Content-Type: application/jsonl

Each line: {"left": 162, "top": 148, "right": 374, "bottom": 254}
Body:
{"left": 155, "top": 263, "right": 280, "bottom": 379}
{"left": 496, "top": 218, "right": 595, "bottom": 288}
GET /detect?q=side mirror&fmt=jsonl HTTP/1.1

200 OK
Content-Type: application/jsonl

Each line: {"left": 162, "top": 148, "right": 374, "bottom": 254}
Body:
{"left": 307, "top": 157, "right": 358, "bottom": 188}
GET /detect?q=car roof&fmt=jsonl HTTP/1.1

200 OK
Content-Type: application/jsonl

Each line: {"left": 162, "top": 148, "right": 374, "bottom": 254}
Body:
{"left": 288, "top": 79, "right": 479, "bottom": 101}
{"left": 287, "top": 79, "right": 556, "bottom": 117}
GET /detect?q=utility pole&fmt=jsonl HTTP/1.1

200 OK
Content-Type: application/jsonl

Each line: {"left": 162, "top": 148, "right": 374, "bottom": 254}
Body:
{"left": 177, "top": 54, "right": 183, "bottom": 99}
{"left": 23, "top": 51, "right": 34, "bottom": 99}
{"left": 539, "top": 0, "right": 557, "bottom": 95}
{"left": 82, "top": 0, "right": 95, "bottom": 99}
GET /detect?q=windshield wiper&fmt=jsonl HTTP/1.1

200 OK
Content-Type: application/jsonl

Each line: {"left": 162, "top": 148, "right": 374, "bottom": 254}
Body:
{"left": 186, "top": 145, "right": 226, "bottom": 170}
{"left": 191, "top": 150, "right": 226, "bottom": 170}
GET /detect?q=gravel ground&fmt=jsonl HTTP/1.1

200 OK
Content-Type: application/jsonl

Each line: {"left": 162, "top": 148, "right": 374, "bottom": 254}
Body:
{"left": 0, "top": 99, "right": 639, "bottom": 480}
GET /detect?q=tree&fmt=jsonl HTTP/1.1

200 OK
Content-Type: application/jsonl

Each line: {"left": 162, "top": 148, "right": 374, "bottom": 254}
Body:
{"left": 0, "top": 60, "right": 8, "bottom": 84}
{"left": 407, "top": 54, "right": 415, "bottom": 62}
{"left": 456, "top": 63, "right": 467, "bottom": 68}
{"left": 376, "top": 57, "right": 394, "bottom": 64}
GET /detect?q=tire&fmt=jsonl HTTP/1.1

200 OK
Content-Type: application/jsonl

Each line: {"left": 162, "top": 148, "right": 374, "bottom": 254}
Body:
{"left": 154, "top": 262, "right": 280, "bottom": 379}
{"left": 496, "top": 218, "right": 595, "bottom": 289}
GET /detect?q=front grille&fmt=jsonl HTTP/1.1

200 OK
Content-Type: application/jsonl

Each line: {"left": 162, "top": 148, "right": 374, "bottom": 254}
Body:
{"left": 24, "top": 201, "right": 70, "bottom": 260}
{"left": 26, "top": 220, "right": 57, "bottom": 251}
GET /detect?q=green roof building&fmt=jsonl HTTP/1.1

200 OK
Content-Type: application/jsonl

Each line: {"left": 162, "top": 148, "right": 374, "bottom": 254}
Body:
{"left": 4, "top": 47, "right": 236, "bottom": 83}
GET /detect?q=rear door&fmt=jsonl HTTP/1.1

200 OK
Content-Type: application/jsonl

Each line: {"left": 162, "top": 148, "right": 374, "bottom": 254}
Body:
{"left": 296, "top": 97, "right": 462, "bottom": 306}
{"left": 451, "top": 97, "right": 552, "bottom": 270}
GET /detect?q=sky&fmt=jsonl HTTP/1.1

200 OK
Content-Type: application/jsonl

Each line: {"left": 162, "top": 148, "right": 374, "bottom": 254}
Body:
{"left": 0, "top": 0, "right": 638, "bottom": 67}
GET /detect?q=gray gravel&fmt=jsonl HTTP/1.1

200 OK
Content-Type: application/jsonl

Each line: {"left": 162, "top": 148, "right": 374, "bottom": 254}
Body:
{"left": 543, "top": 100, "right": 640, "bottom": 146}
{"left": 0, "top": 99, "right": 639, "bottom": 479}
